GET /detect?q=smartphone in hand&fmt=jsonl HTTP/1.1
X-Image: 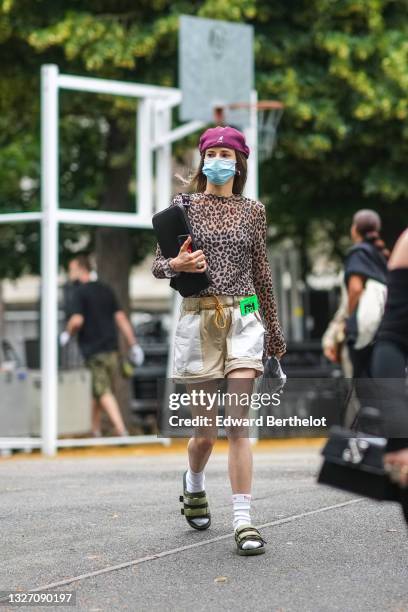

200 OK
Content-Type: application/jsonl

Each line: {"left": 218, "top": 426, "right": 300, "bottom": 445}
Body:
{"left": 177, "top": 234, "right": 193, "bottom": 253}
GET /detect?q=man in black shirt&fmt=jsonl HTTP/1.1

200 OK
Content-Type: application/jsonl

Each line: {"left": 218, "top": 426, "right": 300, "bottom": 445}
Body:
{"left": 60, "top": 255, "right": 144, "bottom": 437}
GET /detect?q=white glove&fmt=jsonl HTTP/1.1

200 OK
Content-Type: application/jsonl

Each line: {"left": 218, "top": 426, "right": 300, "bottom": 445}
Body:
{"left": 59, "top": 331, "right": 71, "bottom": 347}
{"left": 129, "top": 344, "right": 144, "bottom": 367}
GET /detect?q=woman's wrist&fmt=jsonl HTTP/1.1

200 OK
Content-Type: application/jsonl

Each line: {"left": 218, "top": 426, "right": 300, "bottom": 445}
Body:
{"left": 162, "top": 258, "right": 180, "bottom": 278}
{"left": 169, "top": 258, "right": 179, "bottom": 273}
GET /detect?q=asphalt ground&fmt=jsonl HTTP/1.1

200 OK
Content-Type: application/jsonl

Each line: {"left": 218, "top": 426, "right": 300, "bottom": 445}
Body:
{"left": 1, "top": 441, "right": 407, "bottom": 612}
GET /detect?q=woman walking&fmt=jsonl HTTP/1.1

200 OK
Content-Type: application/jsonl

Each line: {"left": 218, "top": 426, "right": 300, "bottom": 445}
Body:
{"left": 343, "top": 209, "right": 388, "bottom": 408}
{"left": 152, "top": 126, "right": 286, "bottom": 555}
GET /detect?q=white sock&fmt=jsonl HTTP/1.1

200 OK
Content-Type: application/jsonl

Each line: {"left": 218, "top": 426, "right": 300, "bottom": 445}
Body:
{"left": 186, "top": 468, "right": 208, "bottom": 527}
{"left": 232, "top": 493, "right": 262, "bottom": 550}
{"left": 186, "top": 467, "right": 205, "bottom": 492}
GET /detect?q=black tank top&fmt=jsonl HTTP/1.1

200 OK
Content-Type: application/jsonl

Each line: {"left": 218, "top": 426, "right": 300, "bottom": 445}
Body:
{"left": 377, "top": 268, "right": 408, "bottom": 351}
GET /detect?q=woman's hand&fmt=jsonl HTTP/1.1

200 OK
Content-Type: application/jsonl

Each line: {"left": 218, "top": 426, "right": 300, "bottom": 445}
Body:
{"left": 170, "top": 236, "right": 207, "bottom": 274}
{"left": 384, "top": 449, "right": 408, "bottom": 488}
{"left": 324, "top": 344, "right": 339, "bottom": 363}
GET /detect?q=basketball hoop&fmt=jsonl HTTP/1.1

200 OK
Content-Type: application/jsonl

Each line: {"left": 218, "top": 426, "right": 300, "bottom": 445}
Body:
{"left": 213, "top": 101, "right": 284, "bottom": 162}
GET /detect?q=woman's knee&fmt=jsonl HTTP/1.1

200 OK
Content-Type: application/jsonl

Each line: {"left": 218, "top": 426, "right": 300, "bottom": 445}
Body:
{"left": 193, "top": 436, "right": 216, "bottom": 453}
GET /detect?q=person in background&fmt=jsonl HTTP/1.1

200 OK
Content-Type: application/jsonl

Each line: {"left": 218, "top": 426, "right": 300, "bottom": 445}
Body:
{"left": 60, "top": 254, "right": 144, "bottom": 437}
{"left": 370, "top": 228, "right": 408, "bottom": 524}
{"left": 322, "top": 283, "right": 359, "bottom": 426}
{"left": 343, "top": 210, "right": 389, "bottom": 408}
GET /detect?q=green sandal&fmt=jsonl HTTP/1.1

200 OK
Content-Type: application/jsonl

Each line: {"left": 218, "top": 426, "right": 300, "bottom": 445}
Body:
{"left": 234, "top": 524, "right": 267, "bottom": 556}
{"left": 179, "top": 470, "right": 211, "bottom": 530}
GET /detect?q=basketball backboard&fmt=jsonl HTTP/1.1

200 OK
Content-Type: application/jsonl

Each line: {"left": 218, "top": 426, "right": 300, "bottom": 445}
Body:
{"left": 179, "top": 15, "right": 254, "bottom": 127}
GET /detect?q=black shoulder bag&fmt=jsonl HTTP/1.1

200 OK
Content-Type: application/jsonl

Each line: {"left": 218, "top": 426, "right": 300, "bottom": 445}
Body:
{"left": 317, "top": 408, "right": 399, "bottom": 501}
{"left": 152, "top": 193, "right": 211, "bottom": 297}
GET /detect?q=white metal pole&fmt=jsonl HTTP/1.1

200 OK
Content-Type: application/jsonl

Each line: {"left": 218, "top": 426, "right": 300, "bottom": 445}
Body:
{"left": 0, "top": 212, "right": 42, "bottom": 225}
{"left": 136, "top": 98, "right": 154, "bottom": 219}
{"left": 243, "top": 90, "right": 259, "bottom": 444}
{"left": 151, "top": 120, "right": 204, "bottom": 150}
{"left": 160, "top": 290, "right": 183, "bottom": 448}
{"left": 244, "top": 89, "right": 258, "bottom": 201}
{"left": 58, "top": 73, "right": 180, "bottom": 100}
{"left": 56, "top": 209, "right": 152, "bottom": 228}
{"left": 41, "top": 64, "right": 59, "bottom": 456}
{"left": 154, "top": 103, "right": 172, "bottom": 212}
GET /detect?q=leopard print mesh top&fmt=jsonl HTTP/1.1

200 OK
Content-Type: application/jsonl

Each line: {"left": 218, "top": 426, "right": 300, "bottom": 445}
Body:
{"left": 151, "top": 192, "right": 286, "bottom": 358}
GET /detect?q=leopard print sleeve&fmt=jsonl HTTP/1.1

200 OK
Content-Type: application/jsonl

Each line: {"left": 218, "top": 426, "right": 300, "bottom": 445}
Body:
{"left": 151, "top": 194, "right": 182, "bottom": 279}
{"left": 251, "top": 202, "right": 286, "bottom": 359}
{"left": 151, "top": 243, "right": 180, "bottom": 279}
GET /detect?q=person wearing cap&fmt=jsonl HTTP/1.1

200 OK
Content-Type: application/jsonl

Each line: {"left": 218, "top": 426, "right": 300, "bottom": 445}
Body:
{"left": 152, "top": 125, "right": 286, "bottom": 555}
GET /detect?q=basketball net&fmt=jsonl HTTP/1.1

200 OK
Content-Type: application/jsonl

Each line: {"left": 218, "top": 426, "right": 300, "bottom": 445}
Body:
{"left": 214, "top": 101, "right": 284, "bottom": 163}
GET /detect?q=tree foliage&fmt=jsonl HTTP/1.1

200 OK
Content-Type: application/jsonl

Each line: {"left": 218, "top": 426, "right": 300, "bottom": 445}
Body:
{"left": 0, "top": 0, "right": 407, "bottom": 281}
{"left": 255, "top": 0, "right": 408, "bottom": 264}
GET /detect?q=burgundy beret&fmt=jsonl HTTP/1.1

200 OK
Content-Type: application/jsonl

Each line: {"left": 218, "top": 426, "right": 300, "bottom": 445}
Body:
{"left": 198, "top": 126, "right": 250, "bottom": 158}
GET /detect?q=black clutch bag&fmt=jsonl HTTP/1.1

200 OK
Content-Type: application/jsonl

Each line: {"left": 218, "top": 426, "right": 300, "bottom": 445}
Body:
{"left": 151, "top": 193, "right": 211, "bottom": 297}
{"left": 317, "top": 424, "right": 399, "bottom": 501}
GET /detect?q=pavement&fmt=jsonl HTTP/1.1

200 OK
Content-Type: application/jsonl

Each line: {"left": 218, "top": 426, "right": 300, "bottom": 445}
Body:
{"left": 1, "top": 441, "right": 407, "bottom": 612}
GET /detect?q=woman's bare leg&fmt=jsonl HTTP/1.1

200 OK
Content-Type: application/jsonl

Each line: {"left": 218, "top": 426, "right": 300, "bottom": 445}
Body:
{"left": 185, "top": 380, "right": 219, "bottom": 472}
{"left": 225, "top": 368, "right": 257, "bottom": 493}
{"left": 224, "top": 367, "right": 264, "bottom": 549}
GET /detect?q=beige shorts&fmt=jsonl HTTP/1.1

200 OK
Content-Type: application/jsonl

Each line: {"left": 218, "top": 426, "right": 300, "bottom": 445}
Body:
{"left": 172, "top": 295, "right": 265, "bottom": 383}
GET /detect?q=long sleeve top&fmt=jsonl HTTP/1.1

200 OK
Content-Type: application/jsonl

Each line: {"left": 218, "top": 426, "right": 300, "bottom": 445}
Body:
{"left": 151, "top": 192, "right": 286, "bottom": 358}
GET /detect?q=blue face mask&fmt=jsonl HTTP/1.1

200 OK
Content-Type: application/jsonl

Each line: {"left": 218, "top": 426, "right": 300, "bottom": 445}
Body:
{"left": 202, "top": 158, "right": 236, "bottom": 185}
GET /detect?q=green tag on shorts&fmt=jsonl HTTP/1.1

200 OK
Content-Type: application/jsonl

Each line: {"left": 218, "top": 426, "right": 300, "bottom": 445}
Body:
{"left": 240, "top": 295, "right": 259, "bottom": 316}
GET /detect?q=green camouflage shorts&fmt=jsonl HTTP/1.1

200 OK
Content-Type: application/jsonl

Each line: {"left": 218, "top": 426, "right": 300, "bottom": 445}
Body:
{"left": 85, "top": 351, "right": 119, "bottom": 399}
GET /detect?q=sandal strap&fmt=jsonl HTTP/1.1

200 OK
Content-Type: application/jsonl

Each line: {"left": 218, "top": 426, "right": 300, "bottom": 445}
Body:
{"left": 182, "top": 493, "right": 208, "bottom": 506}
{"left": 182, "top": 505, "right": 209, "bottom": 517}
{"left": 238, "top": 533, "right": 267, "bottom": 546}
{"left": 183, "top": 501, "right": 208, "bottom": 510}
{"left": 235, "top": 525, "right": 267, "bottom": 545}
{"left": 184, "top": 488, "right": 206, "bottom": 499}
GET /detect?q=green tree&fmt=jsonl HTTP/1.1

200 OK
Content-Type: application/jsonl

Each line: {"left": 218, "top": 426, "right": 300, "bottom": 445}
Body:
{"left": 0, "top": 0, "right": 406, "bottom": 337}
{"left": 252, "top": 0, "right": 408, "bottom": 267}
{"left": 1, "top": 0, "right": 406, "bottom": 284}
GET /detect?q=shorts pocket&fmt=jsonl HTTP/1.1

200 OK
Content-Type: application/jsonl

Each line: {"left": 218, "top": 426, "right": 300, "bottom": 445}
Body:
{"left": 173, "top": 313, "right": 204, "bottom": 374}
{"left": 229, "top": 308, "right": 265, "bottom": 360}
